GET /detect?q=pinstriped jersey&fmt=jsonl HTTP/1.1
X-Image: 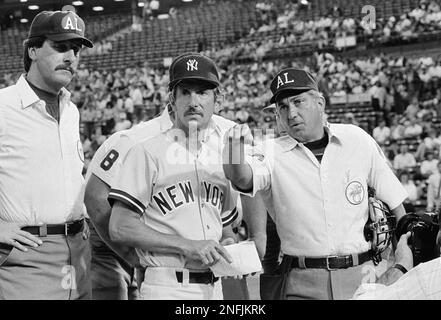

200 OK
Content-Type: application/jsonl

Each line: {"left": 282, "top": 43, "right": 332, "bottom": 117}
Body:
{"left": 108, "top": 121, "right": 240, "bottom": 269}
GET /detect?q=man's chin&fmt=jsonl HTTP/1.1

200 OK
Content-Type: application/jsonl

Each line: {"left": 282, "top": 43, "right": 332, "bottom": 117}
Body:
{"left": 288, "top": 131, "right": 306, "bottom": 142}
{"left": 53, "top": 74, "right": 73, "bottom": 87}
{"left": 185, "top": 115, "right": 201, "bottom": 123}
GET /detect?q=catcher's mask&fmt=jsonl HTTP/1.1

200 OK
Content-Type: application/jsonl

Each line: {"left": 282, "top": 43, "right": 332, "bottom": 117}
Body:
{"left": 364, "top": 187, "right": 396, "bottom": 264}
{"left": 395, "top": 213, "right": 439, "bottom": 266}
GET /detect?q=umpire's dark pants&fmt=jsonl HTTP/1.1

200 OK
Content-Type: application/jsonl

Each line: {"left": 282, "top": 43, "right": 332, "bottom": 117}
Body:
{"left": 0, "top": 225, "right": 91, "bottom": 300}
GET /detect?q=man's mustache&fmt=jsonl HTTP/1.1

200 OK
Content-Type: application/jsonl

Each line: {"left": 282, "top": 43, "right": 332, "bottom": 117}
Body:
{"left": 185, "top": 106, "right": 202, "bottom": 116}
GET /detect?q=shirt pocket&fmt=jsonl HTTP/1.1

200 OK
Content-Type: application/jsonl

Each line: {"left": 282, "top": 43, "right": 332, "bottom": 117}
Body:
{"left": 0, "top": 244, "right": 15, "bottom": 267}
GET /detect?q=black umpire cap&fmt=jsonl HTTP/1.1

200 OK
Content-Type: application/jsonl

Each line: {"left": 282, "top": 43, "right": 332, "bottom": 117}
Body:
{"left": 27, "top": 10, "right": 93, "bottom": 48}
{"left": 269, "top": 68, "right": 318, "bottom": 104}
{"left": 168, "top": 52, "right": 220, "bottom": 91}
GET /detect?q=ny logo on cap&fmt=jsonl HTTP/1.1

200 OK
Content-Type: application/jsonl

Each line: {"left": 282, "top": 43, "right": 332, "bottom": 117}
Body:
{"left": 187, "top": 59, "right": 198, "bottom": 71}
{"left": 62, "top": 15, "right": 82, "bottom": 32}
{"left": 276, "top": 72, "right": 294, "bottom": 89}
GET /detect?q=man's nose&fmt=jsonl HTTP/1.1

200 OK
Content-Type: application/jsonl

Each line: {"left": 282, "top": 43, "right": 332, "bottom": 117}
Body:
{"left": 63, "top": 49, "right": 76, "bottom": 64}
{"left": 288, "top": 105, "right": 299, "bottom": 119}
{"left": 188, "top": 92, "right": 200, "bottom": 106}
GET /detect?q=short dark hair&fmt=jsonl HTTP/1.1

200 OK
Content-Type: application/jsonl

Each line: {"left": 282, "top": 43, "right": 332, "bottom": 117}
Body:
{"left": 23, "top": 36, "right": 46, "bottom": 72}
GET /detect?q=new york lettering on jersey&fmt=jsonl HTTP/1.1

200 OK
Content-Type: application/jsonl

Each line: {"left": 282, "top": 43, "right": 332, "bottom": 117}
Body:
{"left": 153, "top": 180, "right": 224, "bottom": 215}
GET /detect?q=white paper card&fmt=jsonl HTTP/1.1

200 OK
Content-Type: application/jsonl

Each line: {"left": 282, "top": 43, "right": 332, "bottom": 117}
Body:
{"left": 210, "top": 241, "right": 262, "bottom": 277}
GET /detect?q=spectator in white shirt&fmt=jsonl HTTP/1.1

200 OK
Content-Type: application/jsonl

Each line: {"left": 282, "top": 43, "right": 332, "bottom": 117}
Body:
{"left": 129, "top": 83, "right": 143, "bottom": 106}
{"left": 426, "top": 161, "right": 441, "bottom": 212}
{"left": 404, "top": 97, "right": 420, "bottom": 119}
{"left": 403, "top": 118, "right": 423, "bottom": 138}
{"left": 373, "top": 120, "right": 391, "bottom": 145}
{"left": 369, "top": 81, "right": 387, "bottom": 111}
{"left": 114, "top": 112, "right": 132, "bottom": 132}
{"left": 398, "top": 170, "right": 419, "bottom": 202}
{"left": 415, "top": 128, "right": 441, "bottom": 160}
{"left": 123, "top": 93, "right": 134, "bottom": 115}
{"left": 420, "top": 151, "right": 439, "bottom": 178}
{"left": 394, "top": 144, "right": 417, "bottom": 171}
{"left": 390, "top": 117, "right": 406, "bottom": 140}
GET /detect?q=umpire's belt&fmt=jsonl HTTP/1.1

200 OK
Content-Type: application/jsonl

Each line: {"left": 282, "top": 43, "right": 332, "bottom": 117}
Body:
{"left": 175, "top": 270, "right": 219, "bottom": 285}
{"left": 288, "top": 250, "right": 372, "bottom": 271}
{"left": 21, "top": 219, "right": 85, "bottom": 237}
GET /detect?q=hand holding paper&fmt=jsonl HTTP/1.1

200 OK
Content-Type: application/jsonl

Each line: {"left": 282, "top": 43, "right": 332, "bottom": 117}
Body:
{"left": 210, "top": 240, "right": 262, "bottom": 277}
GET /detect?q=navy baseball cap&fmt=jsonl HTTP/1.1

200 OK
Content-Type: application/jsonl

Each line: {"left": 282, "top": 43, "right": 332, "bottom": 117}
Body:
{"left": 269, "top": 68, "right": 318, "bottom": 104}
{"left": 27, "top": 11, "right": 93, "bottom": 48}
{"left": 168, "top": 52, "right": 219, "bottom": 91}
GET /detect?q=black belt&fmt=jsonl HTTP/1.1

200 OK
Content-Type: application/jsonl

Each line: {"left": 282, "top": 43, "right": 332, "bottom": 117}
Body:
{"left": 21, "top": 219, "right": 85, "bottom": 237}
{"left": 175, "top": 271, "right": 219, "bottom": 285}
{"left": 288, "top": 251, "right": 372, "bottom": 271}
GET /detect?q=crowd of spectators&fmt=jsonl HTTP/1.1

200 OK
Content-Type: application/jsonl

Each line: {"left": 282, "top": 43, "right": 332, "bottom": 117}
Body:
{"left": 203, "top": 0, "right": 441, "bottom": 65}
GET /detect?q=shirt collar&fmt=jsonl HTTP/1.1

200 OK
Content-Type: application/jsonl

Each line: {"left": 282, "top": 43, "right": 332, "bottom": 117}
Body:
{"left": 16, "top": 74, "right": 71, "bottom": 109}
{"left": 324, "top": 122, "right": 343, "bottom": 145}
{"left": 158, "top": 105, "right": 173, "bottom": 132}
{"left": 279, "top": 134, "right": 299, "bottom": 153}
{"left": 16, "top": 75, "right": 39, "bottom": 109}
{"left": 279, "top": 122, "right": 342, "bottom": 153}
{"left": 206, "top": 118, "right": 222, "bottom": 137}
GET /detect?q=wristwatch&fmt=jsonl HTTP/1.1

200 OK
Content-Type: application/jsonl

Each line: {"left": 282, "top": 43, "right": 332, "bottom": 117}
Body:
{"left": 393, "top": 263, "right": 408, "bottom": 274}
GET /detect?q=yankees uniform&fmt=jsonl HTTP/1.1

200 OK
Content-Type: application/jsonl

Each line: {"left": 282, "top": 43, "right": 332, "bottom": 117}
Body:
{"left": 108, "top": 120, "right": 241, "bottom": 300}
{"left": 87, "top": 106, "right": 245, "bottom": 299}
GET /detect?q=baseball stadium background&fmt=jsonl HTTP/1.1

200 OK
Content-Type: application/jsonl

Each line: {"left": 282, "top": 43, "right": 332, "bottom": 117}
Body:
{"left": 1, "top": 0, "right": 441, "bottom": 299}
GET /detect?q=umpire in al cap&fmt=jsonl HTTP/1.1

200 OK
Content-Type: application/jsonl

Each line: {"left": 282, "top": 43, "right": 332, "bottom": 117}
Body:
{"left": 223, "top": 67, "right": 408, "bottom": 299}
{"left": 0, "top": 10, "right": 93, "bottom": 299}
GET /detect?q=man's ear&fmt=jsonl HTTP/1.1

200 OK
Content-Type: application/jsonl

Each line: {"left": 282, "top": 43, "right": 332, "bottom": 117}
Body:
{"left": 28, "top": 46, "right": 38, "bottom": 61}
{"left": 168, "top": 93, "right": 176, "bottom": 112}
{"left": 317, "top": 95, "right": 326, "bottom": 110}
{"left": 214, "top": 91, "right": 225, "bottom": 114}
{"left": 274, "top": 105, "right": 281, "bottom": 118}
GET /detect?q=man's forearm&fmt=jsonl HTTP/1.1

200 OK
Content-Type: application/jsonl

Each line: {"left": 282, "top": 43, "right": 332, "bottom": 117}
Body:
{"left": 223, "top": 163, "right": 253, "bottom": 192}
{"left": 85, "top": 176, "right": 140, "bottom": 267}
{"left": 89, "top": 212, "right": 140, "bottom": 266}
{"left": 240, "top": 193, "right": 268, "bottom": 259}
{"left": 109, "top": 202, "right": 193, "bottom": 256}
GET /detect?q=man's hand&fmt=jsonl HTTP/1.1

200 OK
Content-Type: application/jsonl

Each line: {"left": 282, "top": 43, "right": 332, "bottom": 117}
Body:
{"left": 220, "top": 237, "right": 236, "bottom": 246}
{"left": 222, "top": 124, "right": 255, "bottom": 191}
{"left": 395, "top": 231, "right": 413, "bottom": 271}
{"left": 183, "top": 239, "right": 233, "bottom": 266}
{"left": 223, "top": 124, "right": 254, "bottom": 165}
{"left": 0, "top": 221, "right": 43, "bottom": 252}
